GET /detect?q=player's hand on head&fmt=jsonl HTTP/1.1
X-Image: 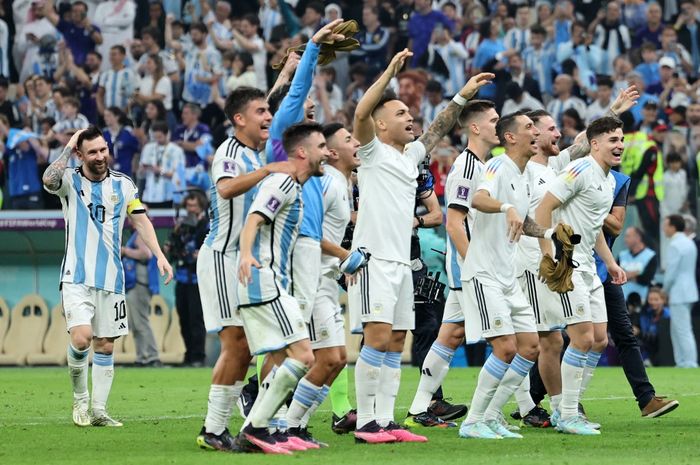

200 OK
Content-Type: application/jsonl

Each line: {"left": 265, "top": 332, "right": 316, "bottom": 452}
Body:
{"left": 67, "top": 128, "right": 87, "bottom": 148}
{"left": 461, "top": 72, "right": 495, "bottom": 100}
{"left": 505, "top": 207, "right": 524, "bottom": 243}
{"left": 312, "top": 18, "right": 345, "bottom": 44}
{"left": 387, "top": 48, "right": 412, "bottom": 77}
{"left": 158, "top": 257, "right": 174, "bottom": 285}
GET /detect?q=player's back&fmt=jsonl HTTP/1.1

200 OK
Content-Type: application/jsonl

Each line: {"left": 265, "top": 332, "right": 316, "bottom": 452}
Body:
{"left": 53, "top": 167, "right": 142, "bottom": 295}
{"left": 444, "top": 149, "right": 483, "bottom": 290}
{"left": 238, "top": 173, "right": 303, "bottom": 306}
{"left": 548, "top": 156, "right": 616, "bottom": 272}
{"left": 462, "top": 155, "right": 530, "bottom": 287}
{"left": 352, "top": 137, "right": 424, "bottom": 265}
{"left": 204, "top": 136, "right": 263, "bottom": 255}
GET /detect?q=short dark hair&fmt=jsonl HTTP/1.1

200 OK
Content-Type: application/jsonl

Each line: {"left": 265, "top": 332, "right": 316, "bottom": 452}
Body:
{"left": 242, "top": 13, "right": 260, "bottom": 27}
{"left": 267, "top": 83, "right": 291, "bottom": 115}
{"left": 641, "top": 41, "right": 656, "bottom": 53}
{"left": 282, "top": 122, "right": 324, "bottom": 156}
{"left": 597, "top": 76, "right": 614, "bottom": 88}
{"left": 458, "top": 99, "right": 495, "bottom": 126}
{"left": 306, "top": 1, "right": 324, "bottom": 15}
{"left": 426, "top": 80, "right": 443, "bottom": 94}
{"left": 235, "top": 51, "right": 254, "bottom": 69}
{"left": 525, "top": 109, "right": 551, "bottom": 125}
{"left": 184, "top": 190, "right": 208, "bottom": 211}
{"left": 77, "top": 125, "right": 104, "bottom": 150}
{"left": 111, "top": 45, "right": 126, "bottom": 55}
{"left": 141, "top": 26, "right": 160, "bottom": 41}
{"left": 667, "top": 214, "right": 686, "bottom": 232}
{"left": 496, "top": 110, "right": 530, "bottom": 146}
{"left": 106, "top": 106, "right": 130, "bottom": 126}
{"left": 0, "top": 76, "right": 9, "bottom": 89}
{"left": 323, "top": 122, "right": 345, "bottom": 141}
{"left": 190, "top": 22, "right": 208, "bottom": 35}
{"left": 371, "top": 90, "right": 399, "bottom": 118}
{"left": 63, "top": 96, "right": 80, "bottom": 110}
{"left": 87, "top": 50, "right": 102, "bottom": 61}
{"left": 152, "top": 120, "right": 169, "bottom": 135}
{"left": 225, "top": 86, "right": 267, "bottom": 125}
{"left": 586, "top": 116, "right": 623, "bottom": 142}
{"left": 667, "top": 152, "right": 683, "bottom": 164}
{"left": 530, "top": 24, "right": 547, "bottom": 36}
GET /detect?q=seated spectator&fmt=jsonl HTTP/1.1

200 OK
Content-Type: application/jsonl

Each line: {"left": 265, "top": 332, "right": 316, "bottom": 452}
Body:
{"left": 50, "top": 96, "right": 89, "bottom": 145}
{"left": 44, "top": 0, "right": 102, "bottom": 66}
{"left": 626, "top": 72, "right": 657, "bottom": 125}
{"left": 634, "top": 287, "right": 671, "bottom": 366}
{"left": 139, "top": 120, "right": 185, "bottom": 209}
{"left": 0, "top": 115, "right": 48, "bottom": 209}
{"left": 501, "top": 81, "right": 544, "bottom": 115}
{"left": 103, "top": 106, "right": 139, "bottom": 178}
{"left": 619, "top": 226, "right": 658, "bottom": 303}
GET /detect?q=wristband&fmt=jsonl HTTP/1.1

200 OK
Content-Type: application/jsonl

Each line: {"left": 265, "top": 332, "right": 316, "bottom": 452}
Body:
{"left": 544, "top": 228, "right": 554, "bottom": 240}
{"left": 500, "top": 203, "right": 514, "bottom": 213}
{"left": 452, "top": 94, "right": 467, "bottom": 106}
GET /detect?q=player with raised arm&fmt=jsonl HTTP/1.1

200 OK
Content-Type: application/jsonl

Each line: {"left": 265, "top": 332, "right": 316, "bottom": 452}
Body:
{"left": 42, "top": 126, "right": 173, "bottom": 428}
{"left": 195, "top": 87, "right": 295, "bottom": 452}
{"left": 535, "top": 116, "right": 628, "bottom": 435}
{"left": 458, "top": 111, "right": 553, "bottom": 440}
{"left": 236, "top": 122, "right": 328, "bottom": 455}
{"left": 282, "top": 122, "right": 363, "bottom": 446}
{"left": 406, "top": 100, "right": 500, "bottom": 428}
{"left": 349, "top": 47, "right": 493, "bottom": 444}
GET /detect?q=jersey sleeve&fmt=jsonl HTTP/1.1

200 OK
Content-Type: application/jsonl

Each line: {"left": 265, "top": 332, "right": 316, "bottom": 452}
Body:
{"left": 249, "top": 174, "right": 296, "bottom": 223}
{"left": 43, "top": 168, "right": 71, "bottom": 196}
{"left": 357, "top": 136, "right": 383, "bottom": 165}
{"left": 547, "top": 159, "right": 589, "bottom": 204}
{"left": 446, "top": 165, "right": 477, "bottom": 212}
{"left": 139, "top": 144, "right": 154, "bottom": 166}
{"left": 548, "top": 148, "right": 571, "bottom": 174}
{"left": 404, "top": 140, "right": 427, "bottom": 166}
{"left": 476, "top": 157, "right": 504, "bottom": 197}
{"left": 124, "top": 177, "right": 145, "bottom": 215}
{"left": 210, "top": 151, "right": 244, "bottom": 184}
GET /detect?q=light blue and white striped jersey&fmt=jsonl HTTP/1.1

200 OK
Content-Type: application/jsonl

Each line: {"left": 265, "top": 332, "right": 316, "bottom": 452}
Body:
{"left": 182, "top": 46, "right": 222, "bottom": 106}
{"left": 203, "top": 137, "right": 263, "bottom": 254}
{"left": 237, "top": 173, "right": 303, "bottom": 306}
{"left": 504, "top": 27, "right": 530, "bottom": 53}
{"left": 0, "top": 19, "right": 10, "bottom": 78}
{"left": 140, "top": 141, "right": 185, "bottom": 204}
{"left": 52, "top": 114, "right": 90, "bottom": 134}
{"left": 444, "top": 149, "right": 483, "bottom": 289}
{"left": 99, "top": 67, "right": 138, "bottom": 109}
{"left": 45, "top": 167, "right": 145, "bottom": 295}
{"left": 522, "top": 43, "right": 555, "bottom": 95}
{"left": 320, "top": 165, "right": 352, "bottom": 276}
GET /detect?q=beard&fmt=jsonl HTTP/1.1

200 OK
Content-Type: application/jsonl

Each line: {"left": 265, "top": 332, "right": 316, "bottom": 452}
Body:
{"left": 85, "top": 159, "right": 108, "bottom": 177}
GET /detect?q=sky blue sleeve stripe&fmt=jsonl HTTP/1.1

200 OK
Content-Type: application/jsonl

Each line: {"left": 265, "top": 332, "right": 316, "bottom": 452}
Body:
{"left": 111, "top": 180, "right": 124, "bottom": 294}
{"left": 448, "top": 239, "right": 461, "bottom": 287}
{"left": 91, "top": 181, "right": 110, "bottom": 290}
{"left": 299, "top": 178, "right": 323, "bottom": 240}
{"left": 71, "top": 173, "right": 88, "bottom": 284}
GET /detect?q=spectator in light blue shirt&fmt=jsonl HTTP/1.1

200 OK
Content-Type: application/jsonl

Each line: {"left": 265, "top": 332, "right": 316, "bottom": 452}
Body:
{"left": 472, "top": 18, "right": 508, "bottom": 100}
{"left": 634, "top": 43, "right": 662, "bottom": 91}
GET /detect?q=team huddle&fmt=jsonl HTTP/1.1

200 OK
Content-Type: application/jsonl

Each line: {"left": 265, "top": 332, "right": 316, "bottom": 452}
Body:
{"left": 44, "top": 27, "right": 680, "bottom": 454}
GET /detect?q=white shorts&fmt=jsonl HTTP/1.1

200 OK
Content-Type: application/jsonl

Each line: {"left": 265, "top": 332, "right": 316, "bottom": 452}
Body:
{"left": 239, "top": 288, "right": 308, "bottom": 355}
{"left": 442, "top": 289, "right": 465, "bottom": 324}
{"left": 309, "top": 276, "right": 345, "bottom": 350}
{"left": 61, "top": 283, "right": 128, "bottom": 338}
{"left": 292, "top": 236, "right": 322, "bottom": 322}
{"left": 197, "top": 245, "right": 243, "bottom": 332}
{"left": 348, "top": 258, "right": 414, "bottom": 333}
{"left": 561, "top": 270, "right": 607, "bottom": 325}
{"left": 518, "top": 270, "right": 566, "bottom": 332}
{"left": 463, "top": 277, "right": 537, "bottom": 343}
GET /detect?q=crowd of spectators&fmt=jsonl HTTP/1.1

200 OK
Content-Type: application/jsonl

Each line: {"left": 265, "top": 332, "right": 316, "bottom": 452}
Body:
{"left": 0, "top": 0, "right": 700, "bottom": 366}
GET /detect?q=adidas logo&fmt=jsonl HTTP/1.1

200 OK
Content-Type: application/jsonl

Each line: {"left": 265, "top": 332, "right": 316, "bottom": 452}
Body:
{"left": 510, "top": 183, "right": 515, "bottom": 190}
{"left": 538, "top": 178, "right": 546, "bottom": 185}
{"left": 421, "top": 368, "right": 433, "bottom": 376}
{"left": 118, "top": 322, "right": 126, "bottom": 330}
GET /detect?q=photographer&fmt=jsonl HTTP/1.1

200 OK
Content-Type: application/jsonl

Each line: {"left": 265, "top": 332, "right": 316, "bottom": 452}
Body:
{"left": 166, "top": 190, "right": 209, "bottom": 367}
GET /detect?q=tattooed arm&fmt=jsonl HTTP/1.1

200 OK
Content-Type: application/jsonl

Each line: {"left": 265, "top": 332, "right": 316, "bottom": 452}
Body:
{"left": 42, "top": 129, "right": 86, "bottom": 191}
{"left": 522, "top": 216, "right": 549, "bottom": 238}
{"left": 418, "top": 72, "right": 494, "bottom": 153}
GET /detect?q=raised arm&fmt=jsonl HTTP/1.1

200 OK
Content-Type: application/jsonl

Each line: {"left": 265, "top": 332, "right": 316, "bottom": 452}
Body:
{"left": 42, "top": 129, "right": 85, "bottom": 191}
{"left": 418, "top": 72, "right": 494, "bottom": 154}
{"left": 354, "top": 48, "right": 412, "bottom": 145}
{"left": 130, "top": 212, "right": 174, "bottom": 284}
{"left": 43, "top": 0, "right": 60, "bottom": 27}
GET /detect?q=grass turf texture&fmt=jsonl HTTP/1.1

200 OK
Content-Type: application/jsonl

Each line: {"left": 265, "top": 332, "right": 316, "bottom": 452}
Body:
{"left": 0, "top": 366, "right": 697, "bottom": 465}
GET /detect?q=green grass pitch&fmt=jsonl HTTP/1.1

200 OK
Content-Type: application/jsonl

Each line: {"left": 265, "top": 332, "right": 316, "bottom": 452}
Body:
{"left": 1, "top": 366, "right": 697, "bottom": 465}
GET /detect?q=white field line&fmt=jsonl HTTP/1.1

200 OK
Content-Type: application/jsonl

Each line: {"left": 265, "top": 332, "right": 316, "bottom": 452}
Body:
{"left": 2, "top": 392, "right": 699, "bottom": 427}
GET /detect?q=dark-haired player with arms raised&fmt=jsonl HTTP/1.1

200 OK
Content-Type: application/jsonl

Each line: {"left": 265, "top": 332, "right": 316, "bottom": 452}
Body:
{"left": 42, "top": 126, "right": 173, "bottom": 428}
{"left": 349, "top": 47, "right": 493, "bottom": 444}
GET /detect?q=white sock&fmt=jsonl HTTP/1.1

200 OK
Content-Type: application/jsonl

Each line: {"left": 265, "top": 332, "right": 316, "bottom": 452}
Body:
{"left": 465, "top": 354, "right": 509, "bottom": 424}
{"left": 91, "top": 352, "right": 114, "bottom": 414}
{"left": 286, "top": 377, "right": 323, "bottom": 429}
{"left": 560, "top": 347, "right": 588, "bottom": 420}
{"left": 579, "top": 351, "right": 602, "bottom": 399}
{"left": 376, "top": 351, "right": 402, "bottom": 427}
{"left": 300, "top": 385, "right": 329, "bottom": 428}
{"left": 409, "top": 342, "right": 454, "bottom": 415}
{"left": 355, "top": 346, "right": 385, "bottom": 429}
{"left": 514, "top": 373, "right": 536, "bottom": 416}
{"left": 485, "top": 354, "right": 535, "bottom": 422}
{"left": 204, "top": 382, "right": 242, "bottom": 435}
{"left": 67, "top": 344, "right": 89, "bottom": 401}
{"left": 269, "top": 404, "right": 288, "bottom": 433}
{"left": 549, "top": 394, "right": 562, "bottom": 412}
{"left": 242, "top": 366, "right": 277, "bottom": 429}
{"left": 249, "top": 358, "right": 307, "bottom": 429}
